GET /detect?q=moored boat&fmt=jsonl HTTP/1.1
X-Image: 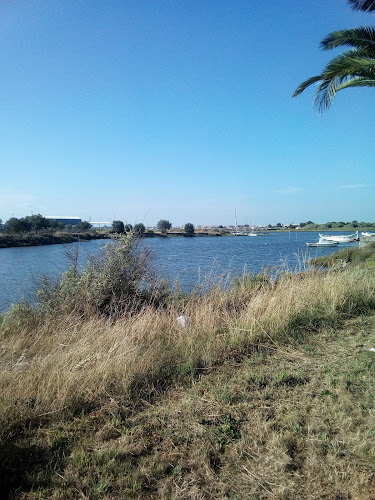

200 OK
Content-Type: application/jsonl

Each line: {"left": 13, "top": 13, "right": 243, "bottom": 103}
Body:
{"left": 307, "top": 238, "right": 339, "bottom": 247}
{"left": 318, "top": 231, "right": 359, "bottom": 243}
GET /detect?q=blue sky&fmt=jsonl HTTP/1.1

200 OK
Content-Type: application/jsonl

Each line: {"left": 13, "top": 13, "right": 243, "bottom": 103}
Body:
{"left": 1, "top": 0, "right": 374, "bottom": 226}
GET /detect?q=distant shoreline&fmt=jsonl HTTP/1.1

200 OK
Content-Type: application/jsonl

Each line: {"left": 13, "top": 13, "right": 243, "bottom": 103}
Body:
{"left": 0, "top": 232, "right": 111, "bottom": 249}
{"left": 0, "top": 231, "right": 226, "bottom": 248}
{"left": 0, "top": 228, "right": 366, "bottom": 249}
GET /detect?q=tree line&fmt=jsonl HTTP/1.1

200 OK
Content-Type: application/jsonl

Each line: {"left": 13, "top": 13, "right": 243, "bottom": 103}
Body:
{"left": 112, "top": 220, "right": 195, "bottom": 235}
{"left": 268, "top": 221, "right": 375, "bottom": 230}
{"left": 0, "top": 215, "right": 197, "bottom": 236}
{"left": 0, "top": 214, "right": 92, "bottom": 234}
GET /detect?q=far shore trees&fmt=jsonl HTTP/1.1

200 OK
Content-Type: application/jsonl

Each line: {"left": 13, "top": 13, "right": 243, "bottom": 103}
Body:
{"left": 76, "top": 221, "right": 92, "bottom": 231}
{"left": 133, "top": 223, "right": 145, "bottom": 235}
{"left": 157, "top": 220, "right": 172, "bottom": 234}
{"left": 124, "top": 224, "right": 133, "bottom": 233}
{"left": 112, "top": 220, "right": 125, "bottom": 233}
{"left": 4, "top": 217, "right": 32, "bottom": 234}
{"left": 184, "top": 223, "right": 195, "bottom": 235}
{"left": 25, "top": 214, "right": 50, "bottom": 234}
{"left": 49, "top": 220, "right": 64, "bottom": 233}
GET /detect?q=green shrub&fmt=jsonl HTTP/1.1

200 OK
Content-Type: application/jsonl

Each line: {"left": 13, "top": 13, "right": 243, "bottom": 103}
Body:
{"left": 0, "top": 301, "right": 37, "bottom": 337}
{"left": 310, "top": 242, "right": 375, "bottom": 267}
{"left": 36, "top": 233, "right": 167, "bottom": 319}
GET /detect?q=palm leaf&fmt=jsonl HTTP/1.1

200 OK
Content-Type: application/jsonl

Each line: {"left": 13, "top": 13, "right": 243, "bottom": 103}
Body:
{"left": 323, "top": 50, "right": 375, "bottom": 76}
{"left": 336, "top": 77, "right": 375, "bottom": 89}
{"left": 293, "top": 12, "right": 375, "bottom": 111}
{"left": 315, "top": 70, "right": 375, "bottom": 111}
{"left": 293, "top": 49, "right": 375, "bottom": 110}
{"left": 348, "top": 0, "right": 375, "bottom": 13}
{"left": 321, "top": 27, "right": 375, "bottom": 51}
{"left": 292, "top": 75, "right": 324, "bottom": 98}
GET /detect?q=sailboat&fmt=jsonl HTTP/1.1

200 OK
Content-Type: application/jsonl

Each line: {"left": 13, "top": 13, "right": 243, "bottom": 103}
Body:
{"left": 232, "top": 209, "right": 258, "bottom": 236}
{"left": 232, "top": 209, "right": 245, "bottom": 235}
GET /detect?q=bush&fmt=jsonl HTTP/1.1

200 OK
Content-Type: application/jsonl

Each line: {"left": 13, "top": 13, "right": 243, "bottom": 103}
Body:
{"left": 133, "top": 223, "right": 145, "bottom": 235}
{"left": 0, "top": 301, "right": 37, "bottom": 337}
{"left": 36, "top": 233, "right": 165, "bottom": 319}
{"left": 157, "top": 220, "right": 172, "bottom": 234}
{"left": 184, "top": 223, "right": 195, "bottom": 235}
{"left": 76, "top": 221, "right": 92, "bottom": 231}
{"left": 112, "top": 220, "right": 125, "bottom": 233}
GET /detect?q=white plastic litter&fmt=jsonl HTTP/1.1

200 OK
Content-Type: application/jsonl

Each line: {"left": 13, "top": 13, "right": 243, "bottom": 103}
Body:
{"left": 177, "top": 315, "right": 190, "bottom": 328}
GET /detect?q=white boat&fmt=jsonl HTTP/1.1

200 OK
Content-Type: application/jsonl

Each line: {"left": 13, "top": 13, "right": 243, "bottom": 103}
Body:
{"left": 232, "top": 209, "right": 257, "bottom": 236}
{"left": 361, "top": 232, "right": 375, "bottom": 238}
{"left": 306, "top": 238, "right": 339, "bottom": 247}
{"left": 318, "top": 231, "right": 359, "bottom": 243}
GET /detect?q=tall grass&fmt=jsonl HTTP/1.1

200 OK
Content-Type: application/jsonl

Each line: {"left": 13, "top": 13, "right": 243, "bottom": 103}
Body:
{"left": 310, "top": 241, "right": 375, "bottom": 267}
{"left": 1, "top": 233, "right": 374, "bottom": 437}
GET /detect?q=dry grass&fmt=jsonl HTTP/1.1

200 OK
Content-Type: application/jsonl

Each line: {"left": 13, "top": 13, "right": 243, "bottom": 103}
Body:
{"left": 1, "top": 240, "right": 375, "bottom": 498}
{"left": 1, "top": 266, "right": 373, "bottom": 426}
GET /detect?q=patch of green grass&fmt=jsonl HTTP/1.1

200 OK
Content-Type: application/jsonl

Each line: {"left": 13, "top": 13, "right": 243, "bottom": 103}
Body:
{"left": 310, "top": 242, "right": 375, "bottom": 268}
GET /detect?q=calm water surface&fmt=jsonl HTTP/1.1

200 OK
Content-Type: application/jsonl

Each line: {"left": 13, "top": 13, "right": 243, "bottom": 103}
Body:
{"left": 0, "top": 232, "right": 358, "bottom": 312}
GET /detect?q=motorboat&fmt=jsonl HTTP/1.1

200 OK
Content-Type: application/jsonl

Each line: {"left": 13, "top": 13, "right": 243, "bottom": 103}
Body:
{"left": 307, "top": 238, "right": 339, "bottom": 247}
{"left": 318, "top": 231, "right": 359, "bottom": 243}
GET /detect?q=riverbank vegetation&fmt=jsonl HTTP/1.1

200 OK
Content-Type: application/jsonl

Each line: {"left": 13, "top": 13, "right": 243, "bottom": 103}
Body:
{"left": 0, "top": 232, "right": 110, "bottom": 248}
{"left": 309, "top": 241, "right": 375, "bottom": 269}
{"left": 272, "top": 220, "right": 375, "bottom": 231}
{"left": 1, "top": 233, "right": 375, "bottom": 498}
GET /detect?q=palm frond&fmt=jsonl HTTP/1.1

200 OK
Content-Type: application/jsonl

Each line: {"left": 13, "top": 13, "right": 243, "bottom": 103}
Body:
{"left": 293, "top": 49, "right": 375, "bottom": 110}
{"left": 314, "top": 76, "right": 344, "bottom": 111}
{"left": 348, "top": 0, "right": 375, "bottom": 13}
{"left": 321, "top": 27, "right": 375, "bottom": 51}
{"left": 314, "top": 70, "right": 375, "bottom": 111}
{"left": 293, "top": 15, "right": 375, "bottom": 111}
{"left": 336, "top": 76, "right": 375, "bottom": 89}
{"left": 323, "top": 50, "right": 375, "bottom": 76}
{"left": 292, "top": 75, "right": 323, "bottom": 98}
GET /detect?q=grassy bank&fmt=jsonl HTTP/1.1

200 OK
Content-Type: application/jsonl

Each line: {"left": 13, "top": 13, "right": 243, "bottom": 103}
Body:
{"left": 1, "top": 235, "right": 375, "bottom": 498}
{"left": 310, "top": 241, "right": 375, "bottom": 268}
{"left": 0, "top": 232, "right": 110, "bottom": 248}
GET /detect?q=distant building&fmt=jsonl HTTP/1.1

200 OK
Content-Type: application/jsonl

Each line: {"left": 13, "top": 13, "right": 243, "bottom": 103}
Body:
{"left": 46, "top": 216, "right": 82, "bottom": 226}
{"left": 90, "top": 221, "right": 111, "bottom": 227}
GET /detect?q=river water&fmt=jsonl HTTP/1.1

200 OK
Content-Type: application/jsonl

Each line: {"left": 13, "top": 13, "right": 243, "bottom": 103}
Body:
{"left": 0, "top": 232, "right": 357, "bottom": 313}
